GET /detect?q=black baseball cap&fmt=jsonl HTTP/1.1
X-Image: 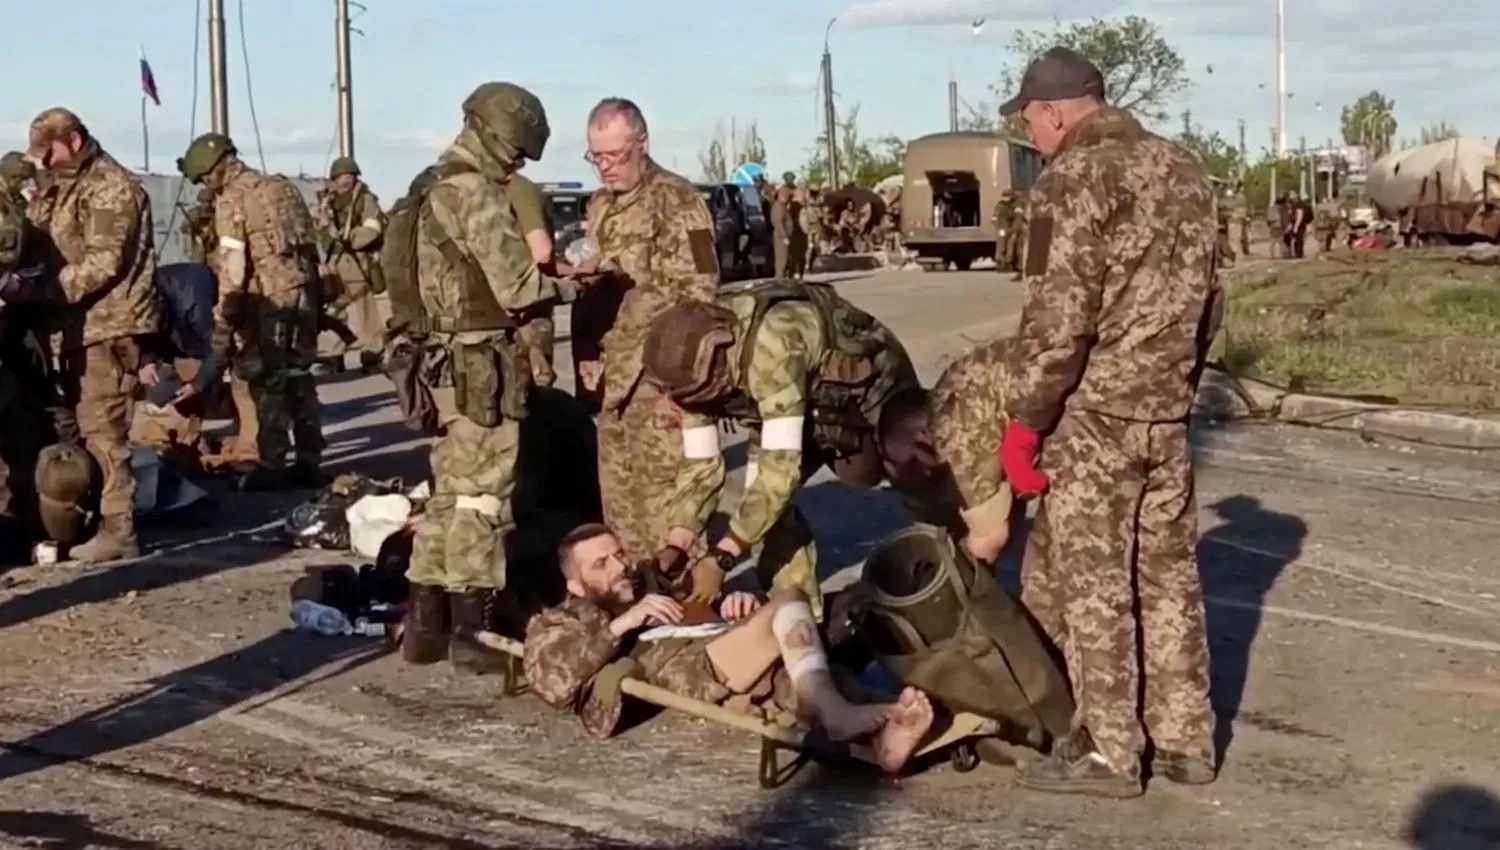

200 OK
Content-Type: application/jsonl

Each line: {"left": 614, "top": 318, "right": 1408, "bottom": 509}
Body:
{"left": 998, "top": 47, "right": 1106, "bottom": 116}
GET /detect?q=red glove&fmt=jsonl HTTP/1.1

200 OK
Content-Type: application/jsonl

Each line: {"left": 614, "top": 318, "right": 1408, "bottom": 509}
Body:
{"left": 999, "top": 421, "right": 1049, "bottom": 496}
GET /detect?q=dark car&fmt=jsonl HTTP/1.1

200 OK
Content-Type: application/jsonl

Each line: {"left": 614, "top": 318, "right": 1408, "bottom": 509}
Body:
{"left": 538, "top": 182, "right": 594, "bottom": 258}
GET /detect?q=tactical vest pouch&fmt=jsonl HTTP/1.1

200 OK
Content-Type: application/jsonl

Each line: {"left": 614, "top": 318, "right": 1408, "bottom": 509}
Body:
{"left": 854, "top": 524, "right": 1074, "bottom": 739}
{"left": 454, "top": 338, "right": 528, "bottom": 427}
{"left": 385, "top": 339, "right": 440, "bottom": 435}
{"left": 810, "top": 352, "right": 875, "bottom": 458}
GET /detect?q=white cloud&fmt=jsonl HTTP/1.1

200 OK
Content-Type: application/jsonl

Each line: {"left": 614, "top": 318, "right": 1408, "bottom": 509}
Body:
{"left": 749, "top": 73, "right": 820, "bottom": 96}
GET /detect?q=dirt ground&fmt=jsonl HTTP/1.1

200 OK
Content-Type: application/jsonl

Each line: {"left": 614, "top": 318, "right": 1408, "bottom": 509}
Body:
{"left": 1215, "top": 249, "right": 1500, "bottom": 413}
{"left": 1, "top": 269, "right": 1499, "bottom": 849}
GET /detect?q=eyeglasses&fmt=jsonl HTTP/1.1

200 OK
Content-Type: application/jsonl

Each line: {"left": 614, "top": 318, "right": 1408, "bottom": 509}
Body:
{"left": 584, "top": 144, "right": 636, "bottom": 168}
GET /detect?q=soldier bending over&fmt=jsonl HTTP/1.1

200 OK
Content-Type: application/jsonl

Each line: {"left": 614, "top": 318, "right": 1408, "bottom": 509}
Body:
{"left": 524, "top": 523, "right": 935, "bottom": 774}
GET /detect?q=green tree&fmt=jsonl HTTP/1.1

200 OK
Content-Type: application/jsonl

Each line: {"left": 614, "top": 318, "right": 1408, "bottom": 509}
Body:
{"left": 1177, "top": 110, "right": 1243, "bottom": 181}
{"left": 967, "top": 16, "right": 1190, "bottom": 132}
{"left": 802, "top": 105, "right": 906, "bottom": 188}
{"left": 698, "top": 120, "right": 768, "bottom": 182}
{"left": 1339, "top": 92, "right": 1397, "bottom": 158}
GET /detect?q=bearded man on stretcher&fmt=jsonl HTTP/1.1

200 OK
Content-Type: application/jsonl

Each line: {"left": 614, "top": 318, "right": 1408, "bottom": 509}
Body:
{"left": 523, "top": 522, "right": 936, "bottom": 774}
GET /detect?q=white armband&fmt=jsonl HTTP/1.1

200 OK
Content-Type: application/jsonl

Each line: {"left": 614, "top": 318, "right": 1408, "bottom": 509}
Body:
{"left": 761, "top": 416, "right": 805, "bottom": 451}
{"left": 218, "top": 236, "right": 246, "bottom": 251}
{"left": 681, "top": 425, "right": 720, "bottom": 460}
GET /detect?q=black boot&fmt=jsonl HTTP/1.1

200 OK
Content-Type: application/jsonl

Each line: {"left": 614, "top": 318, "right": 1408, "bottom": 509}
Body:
{"left": 402, "top": 584, "right": 450, "bottom": 665}
{"left": 448, "top": 590, "right": 506, "bottom": 675}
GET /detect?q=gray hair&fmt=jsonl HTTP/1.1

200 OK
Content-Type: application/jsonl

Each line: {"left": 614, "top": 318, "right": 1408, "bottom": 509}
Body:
{"left": 588, "top": 98, "right": 649, "bottom": 138}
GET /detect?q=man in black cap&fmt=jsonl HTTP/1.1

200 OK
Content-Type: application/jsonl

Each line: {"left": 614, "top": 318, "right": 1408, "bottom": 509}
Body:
{"left": 991, "top": 46, "right": 1221, "bottom": 798}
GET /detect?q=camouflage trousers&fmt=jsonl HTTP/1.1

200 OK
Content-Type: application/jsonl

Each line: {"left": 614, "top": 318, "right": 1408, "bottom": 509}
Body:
{"left": 409, "top": 387, "right": 519, "bottom": 591}
{"left": 1020, "top": 409, "right": 1214, "bottom": 778}
{"left": 64, "top": 338, "right": 140, "bottom": 523}
{"left": 132, "top": 357, "right": 207, "bottom": 453}
{"left": 773, "top": 236, "right": 792, "bottom": 278}
{"left": 240, "top": 293, "right": 324, "bottom": 469}
{"left": 341, "top": 291, "right": 384, "bottom": 353}
{"left": 597, "top": 380, "right": 691, "bottom": 561}
{"left": 516, "top": 314, "right": 556, "bottom": 388}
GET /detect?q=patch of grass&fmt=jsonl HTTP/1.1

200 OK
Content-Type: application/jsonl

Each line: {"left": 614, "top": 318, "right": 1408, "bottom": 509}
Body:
{"left": 1214, "top": 250, "right": 1500, "bottom": 413}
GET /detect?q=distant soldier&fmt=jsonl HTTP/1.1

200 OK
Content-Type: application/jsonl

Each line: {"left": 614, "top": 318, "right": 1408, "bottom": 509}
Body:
{"left": 1213, "top": 182, "right": 1236, "bottom": 267}
{"left": 992, "top": 189, "right": 1020, "bottom": 272}
{"left": 1227, "top": 184, "right": 1250, "bottom": 258}
{"left": 1009, "top": 193, "right": 1031, "bottom": 281}
{"left": 176, "top": 132, "right": 325, "bottom": 490}
{"left": 770, "top": 184, "right": 795, "bottom": 278}
{"left": 798, "top": 187, "right": 824, "bottom": 272}
{"left": 319, "top": 156, "right": 386, "bottom": 372}
{"left": 1315, "top": 196, "right": 1343, "bottom": 254}
{"left": 24, "top": 108, "right": 162, "bottom": 561}
{"left": 787, "top": 186, "right": 809, "bottom": 279}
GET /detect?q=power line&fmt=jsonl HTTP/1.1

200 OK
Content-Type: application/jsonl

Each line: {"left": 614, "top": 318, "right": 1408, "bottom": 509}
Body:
{"left": 236, "top": 0, "right": 267, "bottom": 171}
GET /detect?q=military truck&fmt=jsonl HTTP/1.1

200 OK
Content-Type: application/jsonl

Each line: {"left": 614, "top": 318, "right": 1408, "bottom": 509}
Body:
{"left": 899, "top": 131, "right": 1044, "bottom": 271}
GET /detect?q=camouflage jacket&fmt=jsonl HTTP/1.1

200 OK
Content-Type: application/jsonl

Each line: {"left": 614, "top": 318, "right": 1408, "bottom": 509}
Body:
{"left": 523, "top": 597, "right": 729, "bottom": 738}
{"left": 588, "top": 161, "right": 719, "bottom": 409}
{"left": 211, "top": 161, "right": 318, "bottom": 303}
{"left": 1006, "top": 107, "right": 1220, "bottom": 431}
{"left": 666, "top": 288, "right": 917, "bottom": 547}
{"left": 324, "top": 181, "right": 383, "bottom": 295}
{"left": 26, "top": 141, "right": 160, "bottom": 348}
{"left": 892, "top": 340, "right": 1014, "bottom": 541}
{"left": 420, "top": 133, "right": 575, "bottom": 345}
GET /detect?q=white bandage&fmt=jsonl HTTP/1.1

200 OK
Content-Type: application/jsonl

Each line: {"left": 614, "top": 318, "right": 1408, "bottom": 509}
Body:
{"left": 744, "top": 461, "right": 759, "bottom": 488}
{"left": 681, "top": 425, "right": 720, "bottom": 460}
{"left": 218, "top": 236, "right": 246, "bottom": 251}
{"left": 455, "top": 495, "right": 502, "bottom": 517}
{"left": 361, "top": 218, "right": 383, "bottom": 232}
{"left": 770, "top": 601, "right": 827, "bottom": 680}
{"left": 761, "top": 416, "right": 804, "bottom": 452}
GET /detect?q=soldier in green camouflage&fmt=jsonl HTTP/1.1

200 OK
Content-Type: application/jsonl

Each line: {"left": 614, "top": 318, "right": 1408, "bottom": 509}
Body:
{"left": 386, "top": 82, "right": 589, "bottom": 672}
{"left": 318, "top": 157, "right": 386, "bottom": 372}
{"left": 639, "top": 278, "right": 918, "bottom": 613}
{"left": 992, "top": 189, "right": 1020, "bottom": 272}
{"left": 1315, "top": 196, "right": 1344, "bottom": 254}
{"left": 0, "top": 152, "right": 37, "bottom": 203}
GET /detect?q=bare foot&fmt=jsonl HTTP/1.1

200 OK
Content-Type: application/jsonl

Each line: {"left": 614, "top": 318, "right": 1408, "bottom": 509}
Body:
{"left": 875, "top": 688, "right": 934, "bottom": 774}
{"left": 820, "top": 700, "right": 893, "bottom": 742}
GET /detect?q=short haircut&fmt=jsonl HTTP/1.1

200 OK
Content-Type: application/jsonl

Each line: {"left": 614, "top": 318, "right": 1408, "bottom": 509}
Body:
{"left": 588, "top": 98, "right": 649, "bottom": 138}
{"left": 556, "top": 522, "right": 616, "bottom": 578}
{"left": 877, "top": 386, "right": 932, "bottom": 443}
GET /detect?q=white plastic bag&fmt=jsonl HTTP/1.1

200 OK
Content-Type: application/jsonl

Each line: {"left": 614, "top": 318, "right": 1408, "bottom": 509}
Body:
{"left": 346, "top": 493, "right": 413, "bottom": 559}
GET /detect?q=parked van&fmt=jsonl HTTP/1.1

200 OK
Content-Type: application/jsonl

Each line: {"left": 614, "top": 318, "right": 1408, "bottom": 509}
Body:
{"left": 899, "top": 132, "right": 1044, "bottom": 270}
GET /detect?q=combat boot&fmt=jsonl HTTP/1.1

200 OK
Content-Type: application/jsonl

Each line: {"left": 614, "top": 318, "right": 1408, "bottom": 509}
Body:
{"left": 448, "top": 590, "right": 506, "bottom": 675}
{"left": 68, "top": 515, "right": 140, "bottom": 564}
{"left": 1152, "top": 750, "right": 1217, "bottom": 786}
{"left": 1015, "top": 728, "right": 1143, "bottom": 800}
{"left": 402, "top": 584, "right": 450, "bottom": 665}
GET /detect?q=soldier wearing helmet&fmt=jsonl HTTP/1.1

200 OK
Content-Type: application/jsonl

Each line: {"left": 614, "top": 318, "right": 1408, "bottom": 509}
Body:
{"left": 175, "top": 131, "right": 325, "bottom": 490}
{"left": 639, "top": 278, "right": 917, "bottom": 608}
{"left": 318, "top": 156, "right": 385, "bottom": 372}
{"left": 23, "top": 107, "right": 161, "bottom": 563}
{"left": 389, "top": 81, "right": 593, "bottom": 672}
{"left": 578, "top": 97, "right": 721, "bottom": 578}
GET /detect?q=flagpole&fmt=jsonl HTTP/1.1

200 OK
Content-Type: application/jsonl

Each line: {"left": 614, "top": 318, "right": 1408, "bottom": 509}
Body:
{"left": 141, "top": 94, "right": 150, "bottom": 173}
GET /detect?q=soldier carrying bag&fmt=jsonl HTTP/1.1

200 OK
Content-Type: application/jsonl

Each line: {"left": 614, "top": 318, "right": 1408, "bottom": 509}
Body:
{"left": 850, "top": 523, "right": 1075, "bottom": 745}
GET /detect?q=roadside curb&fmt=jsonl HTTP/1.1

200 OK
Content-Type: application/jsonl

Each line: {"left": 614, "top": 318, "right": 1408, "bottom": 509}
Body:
{"left": 1196, "top": 369, "right": 1500, "bottom": 450}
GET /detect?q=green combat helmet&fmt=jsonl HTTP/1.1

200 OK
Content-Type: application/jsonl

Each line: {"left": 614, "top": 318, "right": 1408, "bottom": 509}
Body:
{"left": 34, "top": 442, "right": 96, "bottom": 546}
{"left": 461, "top": 82, "right": 550, "bottom": 165}
{"left": 0, "top": 151, "right": 35, "bottom": 193}
{"left": 177, "top": 132, "right": 236, "bottom": 183}
{"left": 329, "top": 156, "right": 360, "bottom": 179}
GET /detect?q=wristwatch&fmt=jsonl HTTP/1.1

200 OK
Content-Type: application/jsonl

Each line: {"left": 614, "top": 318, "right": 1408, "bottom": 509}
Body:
{"left": 710, "top": 547, "right": 740, "bottom": 575}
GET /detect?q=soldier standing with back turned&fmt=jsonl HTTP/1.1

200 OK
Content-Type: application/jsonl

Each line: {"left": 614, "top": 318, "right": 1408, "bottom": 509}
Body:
{"left": 580, "top": 98, "right": 720, "bottom": 564}
{"left": 25, "top": 108, "right": 162, "bottom": 562}
{"left": 993, "top": 48, "right": 1219, "bottom": 798}
{"left": 175, "top": 133, "right": 325, "bottom": 490}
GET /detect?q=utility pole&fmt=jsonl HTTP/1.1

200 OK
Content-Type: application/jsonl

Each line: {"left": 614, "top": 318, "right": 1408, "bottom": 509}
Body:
{"left": 822, "top": 18, "right": 841, "bottom": 189}
{"left": 335, "top": 0, "right": 354, "bottom": 159}
{"left": 948, "top": 79, "right": 959, "bottom": 132}
{"left": 1274, "top": 0, "right": 1286, "bottom": 156}
{"left": 1237, "top": 119, "right": 1247, "bottom": 183}
{"left": 208, "top": 0, "right": 228, "bottom": 134}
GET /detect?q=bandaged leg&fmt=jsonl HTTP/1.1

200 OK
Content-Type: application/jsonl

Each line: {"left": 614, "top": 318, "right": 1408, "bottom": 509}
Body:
{"left": 769, "top": 598, "right": 890, "bottom": 741}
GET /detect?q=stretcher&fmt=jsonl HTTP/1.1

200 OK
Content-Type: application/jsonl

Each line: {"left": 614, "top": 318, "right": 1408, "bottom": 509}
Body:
{"left": 476, "top": 631, "right": 1002, "bottom": 788}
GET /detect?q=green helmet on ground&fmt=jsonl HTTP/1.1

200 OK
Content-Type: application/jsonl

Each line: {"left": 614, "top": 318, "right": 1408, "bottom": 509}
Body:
{"left": 178, "top": 133, "right": 236, "bottom": 183}
{"left": 329, "top": 156, "right": 360, "bottom": 179}
{"left": 34, "top": 442, "right": 96, "bottom": 546}
{"left": 461, "top": 82, "right": 550, "bottom": 163}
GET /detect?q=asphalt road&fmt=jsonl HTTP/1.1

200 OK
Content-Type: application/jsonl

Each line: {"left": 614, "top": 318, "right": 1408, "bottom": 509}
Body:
{"left": 1, "top": 267, "right": 1498, "bottom": 849}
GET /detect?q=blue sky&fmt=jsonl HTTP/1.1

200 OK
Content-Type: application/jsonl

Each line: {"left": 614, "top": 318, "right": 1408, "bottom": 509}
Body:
{"left": 3, "top": 0, "right": 1496, "bottom": 203}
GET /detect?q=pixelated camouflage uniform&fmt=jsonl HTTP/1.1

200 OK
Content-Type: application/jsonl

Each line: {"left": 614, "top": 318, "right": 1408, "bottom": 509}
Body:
{"left": 506, "top": 172, "right": 557, "bottom": 388}
{"left": 890, "top": 339, "right": 1015, "bottom": 543}
{"left": 25, "top": 112, "right": 161, "bottom": 555}
{"left": 663, "top": 280, "right": 918, "bottom": 608}
{"left": 1007, "top": 107, "right": 1220, "bottom": 778}
{"left": 322, "top": 179, "right": 386, "bottom": 356}
{"left": 770, "top": 187, "right": 796, "bottom": 278}
{"left": 209, "top": 159, "right": 325, "bottom": 471}
{"left": 992, "top": 192, "right": 1020, "bottom": 272}
{"left": 587, "top": 161, "right": 720, "bottom": 561}
{"left": 523, "top": 596, "right": 731, "bottom": 737}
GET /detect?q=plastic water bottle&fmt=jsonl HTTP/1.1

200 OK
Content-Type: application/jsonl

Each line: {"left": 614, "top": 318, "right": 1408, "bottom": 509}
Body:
{"left": 291, "top": 599, "right": 353, "bottom": 636}
{"left": 564, "top": 235, "right": 600, "bottom": 268}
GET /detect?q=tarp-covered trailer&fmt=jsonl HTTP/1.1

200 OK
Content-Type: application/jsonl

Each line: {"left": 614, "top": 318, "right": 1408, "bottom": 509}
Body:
{"left": 1364, "top": 138, "right": 1500, "bottom": 240}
